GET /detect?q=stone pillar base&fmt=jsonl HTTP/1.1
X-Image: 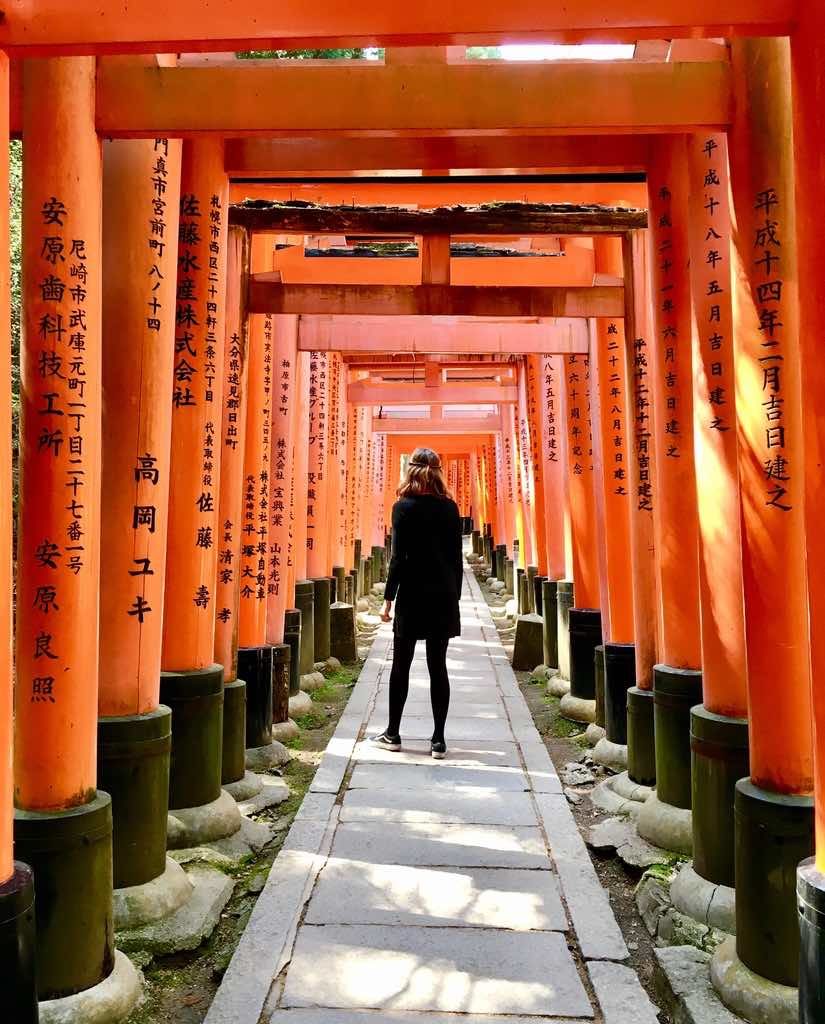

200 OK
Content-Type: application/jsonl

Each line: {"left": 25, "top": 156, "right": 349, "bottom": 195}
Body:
{"left": 546, "top": 673, "right": 570, "bottom": 698}
{"left": 627, "top": 686, "right": 656, "bottom": 786}
{"left": 38, "top": 950, "right": 142, "bottom": 1024}
{"left": 289, "top": 691, "right": 313, "bottom": 717}
{"left": 511, "top": 613, "right": 544, "bottom": 671}
{"left": 558, "top": 692, "right": 596, "bottom": 724}
{"left": 691, "top": 705, "right": 749, "bottom": 890}
{"left": 592, "top": 737, "right": 628, "bottom": 770}
{"left": 113, "top": 855, "right": 193, "bottom": 931}
{"left": 221, "top": 678, "right": 247, "bottom": 786}
{"left": 798, "top": 857, "right": 825, "bottom": 1023}
{"left": 166, "top": 789, "right": 242, "bottom": 850}
{"left": 0, "top": 862, "right": 37, "bottom": 1022}
{"left": 160, "top": 664, "right": 225, "bottom": 812}
{"left": 245, "top": 740, "right": 290, "bottom": 772}
{"left": 670, "top": 863, "right": 735, "bottom": 935}
{"left": 653, "top": 664, "right": 703, "bottom": 810}
{"left": 271, "top": 719, "right": 300, "bottom": 743}
{"left": 15, "top": 793, "right": 114, "bottom": 999}
{"left": 636, "top": 792, "right": 693, "bottom": 856}
{"left": 734, "top": 779, "right": 813, "bottom": 987}
{"left": 330, "top": 602, "right": 358, "bottom": 663}
{"left": 711, "top": 936, "right": 797, "bottom": 1024}
{"left": 97, "top": 706, "right": 171, "bottom": 890}
{"left": 590, "top": 770, "right": 652, "bottom": 818}
{"left": 585, "top": 723, "right": 606, "bottom": 747}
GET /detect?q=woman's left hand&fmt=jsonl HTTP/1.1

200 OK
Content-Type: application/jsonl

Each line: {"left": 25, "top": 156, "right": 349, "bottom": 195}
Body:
{"left": 380, "top": 600, "right": 393, "bottom": 623}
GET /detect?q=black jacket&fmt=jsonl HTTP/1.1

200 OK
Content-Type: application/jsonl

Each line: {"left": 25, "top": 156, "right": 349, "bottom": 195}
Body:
{"left": 384, "top": 494, "right": 463, "bottom": 639}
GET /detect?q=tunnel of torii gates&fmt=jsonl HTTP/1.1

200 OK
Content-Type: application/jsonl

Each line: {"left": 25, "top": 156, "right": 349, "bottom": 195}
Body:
{"left": 1, "top": 8, "right": 825, "bottom": 1024}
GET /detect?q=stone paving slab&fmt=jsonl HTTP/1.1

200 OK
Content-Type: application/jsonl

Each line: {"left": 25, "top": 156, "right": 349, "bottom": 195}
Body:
{"left": 269, "top": 1011, "right": 587, "bottom": 1023}
{"left": 587, "top": 961, "right": 661, "bottom": 1023}
{"left": 364, "top": 715, "right": 514, "bottom": 742}
{"left": 352, "top": 738, "right": 522, "bottom": 768}
{"left": 339, "top": 786, "right": 539, "bottom": 825}
{"left": 281, "top": 924, "right": 593, "bottom": 1017}
{"left": 306, "top": 862, "right": 567, "bottom": 930}
{"left": 348, "top": 761, "right": 530, "bottom": 792}
{"left": 330, "top": 820, "right": 549, "bottom": 869}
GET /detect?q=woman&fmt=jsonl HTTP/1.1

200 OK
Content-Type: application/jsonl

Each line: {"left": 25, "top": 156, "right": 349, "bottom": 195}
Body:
{"left": 373, "top": 447, "right": 464, "bottom": 759}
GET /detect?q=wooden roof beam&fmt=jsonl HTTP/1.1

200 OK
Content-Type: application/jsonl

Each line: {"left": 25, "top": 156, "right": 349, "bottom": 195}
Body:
{"left": 349, "top": 382, "right": 518, "bottom": 405}
{"left": 93, "top": 60, "right": 730, "bottom": 137}
{"left": 373, "top": 415, "right": 502, "bottom": 435}
{"left": 253, "top": 281, "right": 621, "bottom": 318}
{"left": 298, "top": 315, "right": 589, "bottom": 354}
{"left": 234, "top": 203, "right": 645, "bottom": 236}
{"left": 0, "top": 1, "right": 793, "bottom": 54}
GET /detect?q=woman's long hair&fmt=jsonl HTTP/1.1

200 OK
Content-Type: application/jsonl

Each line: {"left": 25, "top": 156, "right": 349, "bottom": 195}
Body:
{"left": 397, "top": 447, "right": 451, "bottom": 499}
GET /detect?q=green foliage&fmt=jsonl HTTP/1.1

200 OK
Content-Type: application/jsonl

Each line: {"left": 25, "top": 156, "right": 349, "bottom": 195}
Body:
{"left": 236, "top": 48, "right": 372, "bottom": 60}
{"left": 466, "top": 46, "right": 502, "bottom": 59}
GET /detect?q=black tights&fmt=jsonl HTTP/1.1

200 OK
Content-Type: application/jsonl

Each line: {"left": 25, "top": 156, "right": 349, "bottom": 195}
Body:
{"left": 387, "top": 634, "right": 450, "bottom": 743}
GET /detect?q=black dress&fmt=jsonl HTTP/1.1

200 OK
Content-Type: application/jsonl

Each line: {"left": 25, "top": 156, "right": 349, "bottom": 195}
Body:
{"left": 384, "top": 494, "right": 463, "bottom": 639}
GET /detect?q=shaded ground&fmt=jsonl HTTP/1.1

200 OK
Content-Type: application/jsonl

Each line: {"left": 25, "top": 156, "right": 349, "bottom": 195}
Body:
{"left": 125, "top": 662, "right": 363, "bottom": 1024}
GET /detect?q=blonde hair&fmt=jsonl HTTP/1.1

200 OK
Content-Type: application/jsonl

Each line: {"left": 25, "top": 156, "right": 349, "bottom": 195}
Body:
{"left": 398, "top": 447, "right": 451, "bottom": 499}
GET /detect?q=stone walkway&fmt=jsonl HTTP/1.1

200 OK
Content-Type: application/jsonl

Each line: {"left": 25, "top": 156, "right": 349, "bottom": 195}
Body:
{"left": 206, "top": 565, "right": 662, "bottom": 1024}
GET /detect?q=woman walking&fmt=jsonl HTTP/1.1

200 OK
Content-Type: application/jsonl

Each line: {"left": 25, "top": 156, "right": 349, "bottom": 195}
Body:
{"left": 373, "top": 448, "right": 464, "bottom": 759}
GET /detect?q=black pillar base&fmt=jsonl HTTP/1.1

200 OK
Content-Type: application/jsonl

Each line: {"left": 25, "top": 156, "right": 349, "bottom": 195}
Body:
{"left": 798, "top": 857, "right": 825, "bottom": 1023}
{"left": 238, "top": 644, "right": 274, "bottom": 749}
{"left": 691, "top": 705, "right": 749, "bottom": 888}
{"left": 556, "top": 580, "right": 574, "bottom": 681}
{"left": 735, "top": 779, "right": 813, "bottom": 986}
{"left": 627, "top": 685, "right": 656, "bottom": 785}
{"left": 505, "top": 558, "right": 514, "bottom": 594}
{"left": 471, "top": 529, "right": 481, "bottom": 554}
{"left": 14, "top": 793, "right": 114, "bottom": 999}
{"left": 311, "top": 577, "right": 332, "bottom": 662}
{"left": 97, "top": 705, "right": 172, "bottom": 889}
{"left": 332, "top": 566, "right": 347, "bottom": 604}
{"left": 294, "top": 581, "right": 316, "bottom": 675}
{"left": 516, "top": 568, "right": 527, "bottom": 614}
{"left": 272, "top": 643, "right": 291, "bottom": 723}
{"left": 221, "top": 678, "right": 247, "bottom": 785}
{"left": 533, "top": 575, "right": 547, "bottom": 616}
{"left": 284, "top": 607, "right": 302, "bottom": 697}
{"left": 594, "top": 644, "right": 606, "bottom": 729}
{"left": 526, "top": 566, "right": 538, "bottom": 614}
{"left": 160, "top": 663, "right": 224, "bottom": 810}
{"left": 541, "top": 579, "right": 559, "bottom": 669}
{"left": 568, "top": 607, "right": 602, "bottom": 700}
{"left": 495, "top": 544, "right": 507, "bottom": 582}
{"left": 361, "top": 557, "right": 373, "bottom": 596}
{"left": 0, "top": 863, "right": 37, "bottom": 1022}
{"left": 371, "top": 545, "right": 384, "bottom": 583}
{"left": 653, "top": 663, "right": 703, "bottom": 809}
{"left": 604, "top": 642, "right": 636, "bottom": 745}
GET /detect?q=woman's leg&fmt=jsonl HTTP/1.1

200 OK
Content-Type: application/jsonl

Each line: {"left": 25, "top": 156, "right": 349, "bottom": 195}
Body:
{"left": 425, "top": 636, "right": 451, "bottom": 743}
{"left": 387, "top": 633, "right": 417, "bottom": 737}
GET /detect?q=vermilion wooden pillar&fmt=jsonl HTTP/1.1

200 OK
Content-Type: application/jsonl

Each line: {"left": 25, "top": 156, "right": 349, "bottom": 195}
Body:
{"left": 684, "top": 132, "right": 749, "bottom": 900}
{"left": 622, "top": 230, "right": 658, "bottom": 785}
{"left": 237, "top": 234, "right": 277, "bottom": 759}
{"left": 591, "top": 237, "right": 635, "bottom": 762}
{"left": 14, "top": 56, "right": 116, "bottom": 1001}
{"left": 291, "top": 351, "right": 311, "bottom": 587}
{"left": 540, "top": 355, "right": 568, "bottom": 581}
{"left": 791, "top": 15, "right": 825, "bottom": 1018}
{"left": 98, "top": 136, "right": 184, "bottom": 898}
{"left": 526, "top": 356, "right": 548, "bottom": 578}
{"left": 160, "top": 139, "right": 234, "bottom": 818}
{"left": 560, "top": 351, "right": 601, "bottom": 720}
{"left": 306, "top": 350, "right": 330, "bottom": 578}
{"left": 710, "top": 37, "right": 813, "bottom": 1005}
{"left": 266, "top": 316, "right": 299, "bottom": 645}
{"left": 214, "top": 226, "right": 250, "bottom": 785}
{"left": 637, "top": 136, "right": 703, "bottom": 855}
{"left": 0, "top": 50, "right": 36, "bottom": 1022}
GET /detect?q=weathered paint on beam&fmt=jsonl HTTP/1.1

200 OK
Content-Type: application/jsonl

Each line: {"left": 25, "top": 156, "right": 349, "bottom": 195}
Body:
{"left": 232, "top": 200, "right": 646, "bottom": 236}
{"left": 251, "top": 281, "right": 623, "bottom": 318}
{"left": 224, "top": 135, "right": 652, "bottom": 175}
{"left": 299, "top": 316, "right": 590, "bottom": 354}
{"left": 0, "top": 1, "right": 794, "bottom": 54}
{"left": 92, "top": 61, "right": 731, "bottom": 138}
{"left": 349, "top": 382, "right": 518, "bottom": 405}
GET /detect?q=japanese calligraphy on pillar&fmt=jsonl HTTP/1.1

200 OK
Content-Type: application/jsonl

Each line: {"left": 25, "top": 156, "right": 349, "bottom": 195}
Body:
{"left": 269, "top": 350, "right": 293, "bottom": 603}
{"left": 601, "top": 323, "right": 629, "bottom": 497}
{"left": 564, "top": 354, "right": 593, "bottom": 478}
{"left": 542, "top": 355, "right": 560, "bottom": 468}
{"left": 22, "top": 190, "right": 97, "bottom": 709}
{"left": 162, "top": 140, "right": 228, "bottom": 672}
{"left": 306, "top": 350, "right": 328, "bottom": 564}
